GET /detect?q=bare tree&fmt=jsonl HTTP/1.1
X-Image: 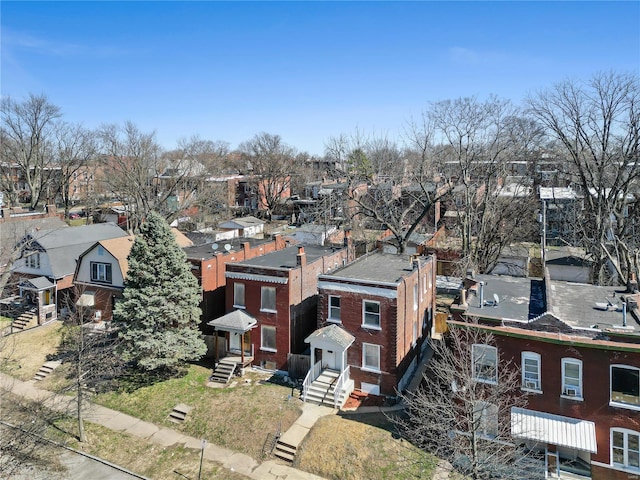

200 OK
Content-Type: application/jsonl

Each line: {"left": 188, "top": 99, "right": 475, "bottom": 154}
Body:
{"left": 392, "top": 325, "right": 542, "bottom": 480}
{"left": 528, "top": 71, "right": 640, "bottom": 285}
{"left": 99, "top": 122, "right": 212, "bottom": 231}
{"left": 53, "top": 123, "right": 97, "bottom": 219}
{"left": 325, "top": 130, "right": 446, "bottom": 254}
{"left": 237, "top": 132, "right": 299, "bottom": 217}
{"left": 1, "top": 93, "right": 62, "bottom": 209}
{"left": 54, "top": 290, "right": 124, "bottom": 442}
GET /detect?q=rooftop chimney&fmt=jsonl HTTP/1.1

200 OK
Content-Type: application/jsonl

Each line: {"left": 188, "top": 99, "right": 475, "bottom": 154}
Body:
{"left": 296, "top": 245, "right": 306, "bottom": 266}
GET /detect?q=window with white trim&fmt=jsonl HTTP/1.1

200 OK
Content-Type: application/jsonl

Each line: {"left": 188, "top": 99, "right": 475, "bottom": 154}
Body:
{"left": 233, "top": 282, "right": 245, "bottom": 308}
{"left": 473, "top": 401, "right": 499, "bottom": 438}
{"left": 328, "top": 296, "right": 341, "bottom": 322}
{"left": 413, "top": 284, "right": 418, "bottom": 311}
{"left": 472, "top": 344, "right": 497, "bottom": 384}
{"left": 261, "top": 286, "right": 276, "bottom": 312}
{"left": 522, "top": 352, "right": 541, "bottom": 391}
{"left": 612, "top": 428, "right": 640, "bottom": 471}
{"left": 611, "top": 365, "right": 640, "bottom": 408}
{"left": 90, "top": 262, "right": 112, "bottom": 283}
{"left": 561, "top": 358, "right": 583, "bottom": 399}
{"left": 362, "top": 343, "right": 381, "bottom": 372}
{"left": 362, "top": 300, "right": 381, "bottom": 329}
{"left": 261, "top": 325, "right": 276, "bottom": 352}
{"left": 26, "top": 252, "right": 40, "bottom": 269}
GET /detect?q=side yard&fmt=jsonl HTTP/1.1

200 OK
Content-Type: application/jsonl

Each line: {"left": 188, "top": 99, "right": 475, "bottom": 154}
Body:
{"left": 1, "top": 322, "right": 443, "bottom": 479}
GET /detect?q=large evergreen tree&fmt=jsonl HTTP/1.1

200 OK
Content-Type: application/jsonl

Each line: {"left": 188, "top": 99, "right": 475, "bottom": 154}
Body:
{"left": 114, "top": 211, "right": 206, "bottom": 370}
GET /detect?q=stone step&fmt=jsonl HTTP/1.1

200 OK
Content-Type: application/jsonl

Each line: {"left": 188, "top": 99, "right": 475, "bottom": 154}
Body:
{"left": 273, "top": 441, "right": 296, "bottom": 463}
{"left": 33, "top": 361, "right": 61, "bottom": 381}
{"left": 168, "top": 404, "right": 193, "bottom": 423}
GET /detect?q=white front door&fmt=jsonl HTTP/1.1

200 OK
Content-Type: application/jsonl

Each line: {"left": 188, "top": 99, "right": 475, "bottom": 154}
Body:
{"left": 322, "top": 349, "right": 338, "bottom": 370}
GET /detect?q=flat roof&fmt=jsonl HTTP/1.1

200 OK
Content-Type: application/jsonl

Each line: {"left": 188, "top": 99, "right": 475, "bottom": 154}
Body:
{"left": 465, "top": 274, "right": 534, "bottom": 321}
{"left": 183, "top": 237, "right": 273, "bottom": 260}
{"left": 234, "top": 244, "right": 342, "bottom": 269}
{"left": 549, "top": 280, "right": 630, "bottom": 330}
{"left": 324, "top": 252, "right": 428, "bottom": 284}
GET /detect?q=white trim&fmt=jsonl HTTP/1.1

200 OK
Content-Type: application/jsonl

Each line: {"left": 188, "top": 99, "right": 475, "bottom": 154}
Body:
{"left": 362, "top": 299, "right": 381, "bottom": 329}
{"left": 610, "top": 364, "right": 640, "bottom": 410}
{"left": 611, "top": 427, "right": 640, "bottom": 472}
{"left": 592, "top": 460, "right": 640, "bottom": 474}
{"left": 362, "top": 343, "right": 381, "bottom": 372}
{"left": 472, "top": 344, "right": 498, "bottom": 384}
{"left": 318, "top": 280, "right": 397, "bottom": 299}
{"left": 226, "top": 271, "right": 288, "bottom": 284}
{"left": 561, "top": 358, "right": 583, "bottom": 400}
{"left": 522, "top": 351, "right": 542, "bottom": 393}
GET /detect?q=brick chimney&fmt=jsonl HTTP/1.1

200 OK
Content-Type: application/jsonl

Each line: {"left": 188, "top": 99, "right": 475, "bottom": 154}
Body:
{"left": 296, "top": 245, "right": 306, "bottom": 266}
{"left": 343, "top": 228, "right": 352, "bottom": 248}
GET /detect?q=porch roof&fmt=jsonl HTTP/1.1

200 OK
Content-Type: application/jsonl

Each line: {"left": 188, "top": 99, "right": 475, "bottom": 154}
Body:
{"left": 511, "top": 407, "right": 597, "bottom": 453}
{"left": 207, "top": 309, "right": 257, "bottom": 333}
{"left": 19, "top": 276, "right": 54, "bottom": 291}
{"left": 305, "top": 324, "right": 355, "bottom": 350}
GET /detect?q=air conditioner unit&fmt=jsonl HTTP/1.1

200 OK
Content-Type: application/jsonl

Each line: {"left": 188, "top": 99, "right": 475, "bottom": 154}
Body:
{"left": 564, "top": 387, "right": 579, "bottom": 397}
{"left": 525, "top": 380, "right": 539, "bottom": 390}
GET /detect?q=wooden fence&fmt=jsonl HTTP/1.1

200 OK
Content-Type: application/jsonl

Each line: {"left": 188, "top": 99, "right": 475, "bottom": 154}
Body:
{"left": 287, "top": 353, "right": 310, "bottom": 380}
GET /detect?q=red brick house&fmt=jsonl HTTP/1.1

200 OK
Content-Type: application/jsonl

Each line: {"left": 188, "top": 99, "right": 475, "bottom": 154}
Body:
{"left": 302, "top": 252, "right": 437, "bottom": 407}
{"left": 451, "top": 273, "right": 640, "bottom": 480}
{"left": 215, "top": 241, "right": 354, "bottom": 373}
{"left": 183, "top": 234, "right": 291, "bottom": 329}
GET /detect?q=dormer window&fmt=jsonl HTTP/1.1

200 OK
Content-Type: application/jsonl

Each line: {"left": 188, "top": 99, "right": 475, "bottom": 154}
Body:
{"left": 91, "top": 262, "right": 112, "bottom": 284}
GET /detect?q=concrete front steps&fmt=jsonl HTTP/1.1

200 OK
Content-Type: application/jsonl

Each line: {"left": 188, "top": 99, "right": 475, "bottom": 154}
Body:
{"left": 273, "top": 438, "right": 297, "bottom": 463}
{"left": 304, "top": 369, "right": 353, "bottom": 409}
{"left": 33, "top": 361, "right": 61, "bottom": 381}
{"left": 168, "top": 403, "right": 193, "bottom": 424}
{"left": 12, "top": 310, "right": 37, "bottom": 331}
{"left": 209, "top": 360, "right": 236, "bottom": 384}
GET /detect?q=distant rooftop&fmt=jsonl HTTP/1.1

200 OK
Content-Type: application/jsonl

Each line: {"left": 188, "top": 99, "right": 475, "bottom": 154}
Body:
{"left": 324, "top": 252, "right": 429, "bottom": 284}
{"left": 183, "top": 236, "right": 274, "bottom": 260}
{"left": 233, "top": 244, "right": 342, "bottom": 269}
{"left": 539, "top": 187, "right": 580, "bottom": 201}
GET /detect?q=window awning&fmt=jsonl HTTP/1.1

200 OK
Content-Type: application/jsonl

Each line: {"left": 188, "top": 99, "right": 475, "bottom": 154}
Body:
{"left": 511, "top": 407, "right": 597, "bottom": 453}
{"left": 225, "top": 272, "right": 288, "bottom": 284}
{"left": 76, "top": 291, "right": 96, "bottom": 307}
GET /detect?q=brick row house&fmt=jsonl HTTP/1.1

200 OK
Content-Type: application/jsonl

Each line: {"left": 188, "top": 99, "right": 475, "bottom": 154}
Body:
{"left": 302, "top": 251, "right": 437, "bottom": 407}
{"left": 210, "top": 241, "right": 354, "bottom": 376}
{"left": 183, "top": 234, "right": 291, "bottom": 331}
{"left": 450, "top": 273, "right": 640, "bottom": 480}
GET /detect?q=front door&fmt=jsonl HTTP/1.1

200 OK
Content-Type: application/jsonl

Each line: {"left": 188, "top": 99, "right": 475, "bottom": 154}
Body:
{"left": 229, "top": 331, "right": 251, "bottom": 355}
{"left": 322, "top": 349, "right": 337, "bottom": 370}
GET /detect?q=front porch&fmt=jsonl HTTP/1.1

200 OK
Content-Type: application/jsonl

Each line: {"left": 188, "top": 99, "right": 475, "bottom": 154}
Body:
{"left": 207, "top": 309, "right": 257, "bottom": 384}
{"left": 302, "top": 324, "right": 355, "bottom": 408}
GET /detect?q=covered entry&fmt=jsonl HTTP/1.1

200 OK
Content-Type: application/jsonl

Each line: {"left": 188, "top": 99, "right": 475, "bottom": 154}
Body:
{"left": 303, "top": 324, "right": 355, "bottom": 408}
{"left": 207, "top": 309, "right": 256, "bottom": 366}
{"left": 18, "top": 276, "right": 57, "bottom": 325}
{"left": 511, "top": 407, "right": 596, "bottom": 478}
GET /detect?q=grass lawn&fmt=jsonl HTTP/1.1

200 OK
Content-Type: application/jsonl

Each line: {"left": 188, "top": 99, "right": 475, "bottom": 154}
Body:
{"left": 0, "top": 320, "right": 63, "bottom": 380}
{"left": 296, "top": 413, "right": 438, "bottom": 480}
{"left": 94, "top": 365, "right": 302, "bottom": 461}
{"left": 58, "top": 421, "right": 250, "bottom": 480}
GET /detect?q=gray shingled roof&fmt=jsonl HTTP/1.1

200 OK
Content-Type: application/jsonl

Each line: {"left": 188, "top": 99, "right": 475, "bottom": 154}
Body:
{"left": 207, "top": 309, "right": 257, "bottom": 332}
{"left": 19, "top": 276, "right": 54, "bottom": 290}
{"left": 305, "top": 324, "right": 355, "bottom": 349}
{"left": 31, "top": 223, "right": 127, "bottom": 279}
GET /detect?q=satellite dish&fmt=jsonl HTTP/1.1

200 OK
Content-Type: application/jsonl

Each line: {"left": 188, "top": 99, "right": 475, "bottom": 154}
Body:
{"left": 212, "top": 243, "right": 219, "bottom": 251}
{"left": 224, "top": 244, "right": 232, "bottom": 252}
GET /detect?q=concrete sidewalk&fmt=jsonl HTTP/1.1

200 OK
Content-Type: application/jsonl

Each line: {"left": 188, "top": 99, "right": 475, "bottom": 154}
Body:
{"left": 0, "top": 373, "right": 325, "bottom": 480}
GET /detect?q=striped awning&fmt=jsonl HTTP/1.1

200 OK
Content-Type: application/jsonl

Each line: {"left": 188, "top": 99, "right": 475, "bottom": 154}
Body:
{"left": 511, "top": 407, "right": 597, "bottom": 453}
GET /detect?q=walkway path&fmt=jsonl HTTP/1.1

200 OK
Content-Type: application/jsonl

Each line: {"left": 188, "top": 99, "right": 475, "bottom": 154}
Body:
{"left": 0, "top": 373, "right": 324, "bottom": 480}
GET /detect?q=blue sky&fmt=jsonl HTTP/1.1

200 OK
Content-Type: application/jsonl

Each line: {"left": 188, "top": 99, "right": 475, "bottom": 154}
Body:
{"left": 2, "top": 1, "right": 639, "bottom": 156}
